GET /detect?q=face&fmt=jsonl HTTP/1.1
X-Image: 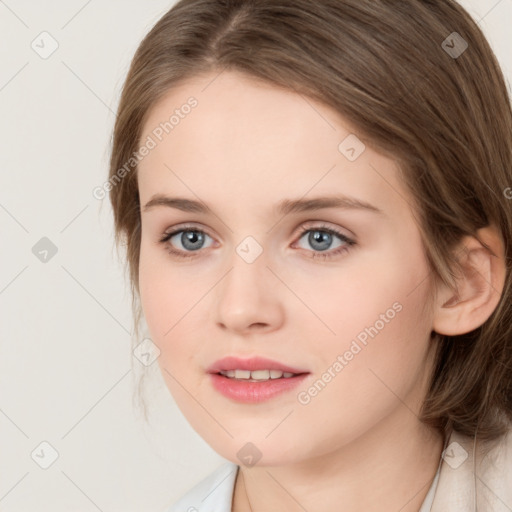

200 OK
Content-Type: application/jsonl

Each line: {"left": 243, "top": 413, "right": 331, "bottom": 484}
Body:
{"left": 137, "top": 70, "right": 438, "bottom": 466}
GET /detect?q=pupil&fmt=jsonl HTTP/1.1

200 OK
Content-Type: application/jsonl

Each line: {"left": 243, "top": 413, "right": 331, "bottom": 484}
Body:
{"left": 310, "top": 231, "right": 331, "bottom": 251}
{"left": 183, "top": 231, "right": 203, "bottom": 250}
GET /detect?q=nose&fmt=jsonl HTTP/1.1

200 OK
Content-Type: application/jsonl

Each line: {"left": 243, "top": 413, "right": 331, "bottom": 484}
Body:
{"left": 213, "top": 246, "right": 285, "bottom": 335}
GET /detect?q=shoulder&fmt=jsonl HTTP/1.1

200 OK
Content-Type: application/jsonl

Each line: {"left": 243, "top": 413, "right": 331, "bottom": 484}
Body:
{"left": 432, "top": 422, "right": 512, "bottom": 512}
{"left": 165, "top": 461, "right": 239, "bottom": 512}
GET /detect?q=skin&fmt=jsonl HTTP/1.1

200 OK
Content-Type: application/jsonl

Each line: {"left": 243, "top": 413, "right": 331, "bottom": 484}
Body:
{"left": 136, "top": 70, "right": 506, "bottom": 511}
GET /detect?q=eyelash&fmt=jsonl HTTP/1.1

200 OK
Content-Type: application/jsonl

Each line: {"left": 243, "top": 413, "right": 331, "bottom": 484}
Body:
{"left": 158, "top": 223, "right": 356, "bottom": 261}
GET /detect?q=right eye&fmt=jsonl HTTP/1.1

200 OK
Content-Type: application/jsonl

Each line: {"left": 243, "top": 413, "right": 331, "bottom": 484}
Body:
{"left": 159, "top": 225, "right": 215, "bottom": 259}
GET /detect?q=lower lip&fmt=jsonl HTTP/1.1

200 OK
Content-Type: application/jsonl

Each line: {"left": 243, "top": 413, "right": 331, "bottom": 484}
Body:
{"left": 208, "top": 373, "right": 310, "bottom": 403}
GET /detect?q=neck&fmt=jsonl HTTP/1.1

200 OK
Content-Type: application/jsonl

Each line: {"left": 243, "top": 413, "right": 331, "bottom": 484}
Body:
{"left": 232, "top": 413, "right": 444, "bottom": 512}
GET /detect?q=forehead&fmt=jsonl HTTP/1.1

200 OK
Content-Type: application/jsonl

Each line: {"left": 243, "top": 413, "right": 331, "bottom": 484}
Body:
{"left": 137, "top": 70, "right": 413, "bottom": 223}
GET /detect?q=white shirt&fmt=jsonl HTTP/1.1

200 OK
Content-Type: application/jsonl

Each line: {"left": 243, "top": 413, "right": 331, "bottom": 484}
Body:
{"left": 166, "top": 458, "right": 442, "bottom": 511}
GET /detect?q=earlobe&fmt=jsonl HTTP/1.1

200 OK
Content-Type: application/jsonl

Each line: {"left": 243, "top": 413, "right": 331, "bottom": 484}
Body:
{"left": 432, "top": 224, "right": 506, "bottom": 336}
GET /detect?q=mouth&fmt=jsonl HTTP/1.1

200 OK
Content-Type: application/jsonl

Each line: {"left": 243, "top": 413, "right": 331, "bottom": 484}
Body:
{"left": 206, "top": 355, "right": 309, "bottom": 376}
{"left": 209, "top": 370, "right": 310, "bottom": 403}
{"left": 215, "top": 369, "right": 308, "bottom": 382}
{"left": 206, "top": 356, "right": 310, "bottom": 402}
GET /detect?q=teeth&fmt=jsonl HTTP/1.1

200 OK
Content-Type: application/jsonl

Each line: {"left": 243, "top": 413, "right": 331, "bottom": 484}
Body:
{"left": 235, "top": 369, "right": 251, "bottom": 379}
{"left": 219, "top": 369, "right": 297, "bottom": 380}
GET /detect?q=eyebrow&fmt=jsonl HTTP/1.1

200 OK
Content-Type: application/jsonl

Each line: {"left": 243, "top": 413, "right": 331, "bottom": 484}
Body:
{"left": 143, "top": 193, "right": 384, "bottom": 217}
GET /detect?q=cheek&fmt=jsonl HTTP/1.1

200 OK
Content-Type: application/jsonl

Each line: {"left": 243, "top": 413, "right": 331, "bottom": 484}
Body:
{"left": 292, "top": 290, "right": 433, "bottom": 455}
{"left": 303, "top": 241, "right": 434, "bottom": 403}
{"left": 138, "top": 240, "right": 213, "bottom": 380}
{"left": 291, "top": 245, "right": 431, "bottom": 354}
{"left": 139, "top": 239, "right": 192, "bottom": 336}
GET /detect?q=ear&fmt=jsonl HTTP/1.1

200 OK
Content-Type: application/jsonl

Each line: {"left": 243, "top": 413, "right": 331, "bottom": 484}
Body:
{"left": 432, "top": 223, "right": 507, "bottom": 336}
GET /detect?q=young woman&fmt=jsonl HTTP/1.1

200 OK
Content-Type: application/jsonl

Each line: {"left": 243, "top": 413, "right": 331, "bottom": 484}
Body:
{"left": 107, "top": 1, "right": 512, "bottom": 510}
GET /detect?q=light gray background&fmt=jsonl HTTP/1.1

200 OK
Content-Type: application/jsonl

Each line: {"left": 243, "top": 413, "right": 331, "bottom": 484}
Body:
{"left": 0, "top": 1, "right": 510, "bottom": 511}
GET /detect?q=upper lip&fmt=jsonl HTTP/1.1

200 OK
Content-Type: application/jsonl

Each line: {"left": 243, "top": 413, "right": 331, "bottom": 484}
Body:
{"left": 206, "top": 356, "right": 309, "bottom": 375}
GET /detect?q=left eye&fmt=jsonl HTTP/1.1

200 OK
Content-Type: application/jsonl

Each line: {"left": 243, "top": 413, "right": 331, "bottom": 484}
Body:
{"left": 295, "top": 225, "right": 353, "bottom": 254}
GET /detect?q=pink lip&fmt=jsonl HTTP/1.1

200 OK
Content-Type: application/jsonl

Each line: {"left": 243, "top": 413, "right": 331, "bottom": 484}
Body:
{"left": 206, "top": 356, "right": 309, "bottom": 375}
{"left": 206, "top": 356, "right": 310, "bottom": 404}
{"left": 208, "top": 373, "right": 309, "bottom": 403}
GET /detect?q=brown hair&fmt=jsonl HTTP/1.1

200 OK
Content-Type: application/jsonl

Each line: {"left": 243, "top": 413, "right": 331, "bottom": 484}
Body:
{"left": 108, "top": 0, "right": 512, "bottom": 441}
